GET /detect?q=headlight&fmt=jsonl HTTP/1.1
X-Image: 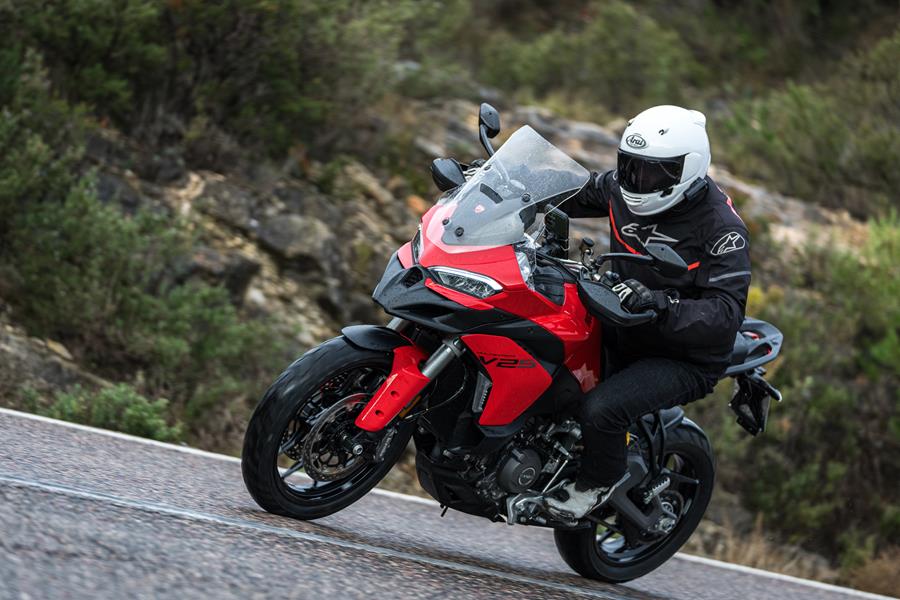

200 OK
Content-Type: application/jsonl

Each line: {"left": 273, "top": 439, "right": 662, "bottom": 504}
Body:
{"left": 430, "top": 267, "right": 502, "bottom": 299}
{"left": 412, "top": 226, "right": 423, "bottom": 263}
{"left": 515, "top": 249, "right": 533, "bottom": 288}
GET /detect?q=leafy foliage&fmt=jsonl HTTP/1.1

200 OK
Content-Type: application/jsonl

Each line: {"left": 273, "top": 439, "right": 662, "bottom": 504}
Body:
{"left": 39, "top": 384, "right": 182, "bottom": 442}
{"left": 715, "top": 28, "right": 900, "bottom": 218}
{"left": 477, "top": 1, "right": 694, "bottom": 116}
{"left": 1, "top": 0, "right": 416, "bottom": 156}
{"left": 739, "top": 221, "right": 900, "bottom": 560}
{"left": 0, "top": 56, "right": 284, "bottom": 434}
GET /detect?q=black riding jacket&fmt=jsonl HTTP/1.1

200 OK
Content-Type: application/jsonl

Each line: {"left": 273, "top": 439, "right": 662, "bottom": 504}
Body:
{"left": 562, "top": 171, "right": 751, "bottom": 374}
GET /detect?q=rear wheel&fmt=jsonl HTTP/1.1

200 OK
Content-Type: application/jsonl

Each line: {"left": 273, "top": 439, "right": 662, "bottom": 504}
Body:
{"left": 554, "top": 423, "right": 714, "bottom": 582}
{"left": 241, "top": 337, "right": 413, "bottom": 520}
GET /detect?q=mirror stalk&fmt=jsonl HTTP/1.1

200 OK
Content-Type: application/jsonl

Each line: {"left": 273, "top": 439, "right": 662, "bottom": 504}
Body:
{"left": 479, "top": 124, "right": 495, "bottom": 157}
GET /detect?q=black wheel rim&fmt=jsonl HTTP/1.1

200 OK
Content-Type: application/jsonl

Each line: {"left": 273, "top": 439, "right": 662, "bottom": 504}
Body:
{"left": 273, "top": 364, "right": 389, "bottom": 504}
{"left": 593, "top": 451, "right": 702, "bottom": 565}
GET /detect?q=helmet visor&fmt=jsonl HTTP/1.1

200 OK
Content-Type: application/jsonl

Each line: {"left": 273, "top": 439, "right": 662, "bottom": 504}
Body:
{"left": 617, "top": 150, "right": 685, "bottom": 194}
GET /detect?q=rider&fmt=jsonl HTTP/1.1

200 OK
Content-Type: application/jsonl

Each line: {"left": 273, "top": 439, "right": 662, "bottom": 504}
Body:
{"left": 547, "top": 105, "right": 751, "bottom": 518}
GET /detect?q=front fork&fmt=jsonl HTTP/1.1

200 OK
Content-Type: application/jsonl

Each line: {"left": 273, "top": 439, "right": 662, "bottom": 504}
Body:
{"left": 354, "top": 320, "right": 464, "bottom": 432}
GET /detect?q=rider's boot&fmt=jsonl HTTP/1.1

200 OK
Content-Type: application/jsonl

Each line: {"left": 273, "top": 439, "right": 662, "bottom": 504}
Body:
{"left": 546, "top": 472, "right": 631, "bottom": 519}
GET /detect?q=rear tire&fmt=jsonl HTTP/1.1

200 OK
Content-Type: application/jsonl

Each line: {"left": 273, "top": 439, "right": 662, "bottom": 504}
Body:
{"left": 554, "top": 423, "right": 714, "bottom": 583}
{"left": 241, "top": 336, "right": 412, "bottom": 520}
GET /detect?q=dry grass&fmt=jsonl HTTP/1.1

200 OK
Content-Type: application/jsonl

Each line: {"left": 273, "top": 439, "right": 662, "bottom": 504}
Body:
{"left": 684, "top": 514, "right": 839, "bottom": 583}
{"left": 845, "top": 547, "right": 900, "bottom": 597}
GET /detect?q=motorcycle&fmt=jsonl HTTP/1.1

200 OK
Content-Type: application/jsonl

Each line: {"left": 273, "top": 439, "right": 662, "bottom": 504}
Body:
{"left": 241, "top": 103, "right": 784, "bottom": 582}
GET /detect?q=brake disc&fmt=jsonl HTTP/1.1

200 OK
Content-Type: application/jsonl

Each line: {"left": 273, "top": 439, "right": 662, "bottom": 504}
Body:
{"left": 301, "top": 393, "right": 369, "bottom": 481}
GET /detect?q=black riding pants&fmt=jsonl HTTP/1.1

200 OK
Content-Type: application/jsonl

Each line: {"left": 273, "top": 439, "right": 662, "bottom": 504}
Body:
{"left": 578, "top": 357, "right": 719, "bottom": 487}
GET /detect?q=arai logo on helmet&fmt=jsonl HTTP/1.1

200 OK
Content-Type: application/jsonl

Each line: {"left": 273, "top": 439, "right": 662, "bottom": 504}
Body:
{"left": 626, "top": 134, "right": 647, "bottom": 149}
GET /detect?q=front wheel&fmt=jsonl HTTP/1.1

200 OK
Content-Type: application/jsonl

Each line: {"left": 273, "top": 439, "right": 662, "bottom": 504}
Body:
{"left": 241, "top": 336, "right": 413, "bottom": 520}
{"left": 554, "top": 423, "right": 715, "bottom": 583}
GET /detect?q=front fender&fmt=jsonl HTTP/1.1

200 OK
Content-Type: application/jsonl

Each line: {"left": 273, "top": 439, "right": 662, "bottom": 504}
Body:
{"left": 342, "top": 324, "right": 411, "bottom": 353}
{"left": 342, "top": 325, "right": 432, "bottom": 432}
{"left": 354, "top": 345, "right": 430, "bottom": 432}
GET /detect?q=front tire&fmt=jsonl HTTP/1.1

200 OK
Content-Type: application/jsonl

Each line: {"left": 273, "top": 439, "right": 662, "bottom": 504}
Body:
{"left": 554, "top": 423, "right": 715, "bottom": 583}
{"left": 241, "top": 336, "right": 412, "bottom": 520}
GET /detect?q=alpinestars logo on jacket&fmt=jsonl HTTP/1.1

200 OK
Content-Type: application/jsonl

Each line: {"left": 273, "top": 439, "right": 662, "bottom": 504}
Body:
{"left": 620, "top": 222, "right": 679, "bottom": 246}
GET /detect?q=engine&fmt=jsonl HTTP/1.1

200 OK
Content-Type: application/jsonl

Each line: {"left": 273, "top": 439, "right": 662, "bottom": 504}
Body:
{"left": 497, "top": 448, "right": 542, "bottom": 493}
{"left": 471, "top": 418, "right": 582, "bottom": 520}
{"left": 411, "top": 373, "right": 583, "bottom": 525}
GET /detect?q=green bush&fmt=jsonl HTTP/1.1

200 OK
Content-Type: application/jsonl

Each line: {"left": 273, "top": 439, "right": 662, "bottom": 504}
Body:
{"left": 0, "top": 56, "right": 284, "bottom": 433}
{"left": 40, "top": 384, "right": 182, "bottom": 442}
{"left": 1, "top": 0, "right": 417, "bottom": 156}
{"left": 0, "top": 51, "right": 86, "bottom": 241}
{"left": 736, "top": 220, "right": 900, "bottom": 560}
{"left": 9, "top": 179, "right": 281, "bottom": 420}
{"left": 715, "top": 27, "right": 900, "bottom": 218}
{"left": 477, "top": 1, "right": 694, "bottom": 116}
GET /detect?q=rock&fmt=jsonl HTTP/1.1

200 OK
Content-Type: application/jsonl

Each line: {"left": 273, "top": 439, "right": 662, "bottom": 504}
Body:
{"left": 343, "top": 162, "right": 394, "bottom": 207}
{"left": 274, "top": 182, "right": 322, "bottom": 215}
{"left": 44, "top": 339, "right": 74, "bottom": 362}
{"left": 414, "top": 136, "right": 446, "bottom": 159}
{"left": 406, "top": 194, "right": 430, "bottom": 216}
{"left": 603, "top": 117, "right": 629, "bottom": 137}
{"left": 188, "top": 247, "right": 261, "bottom": 305}
{"left": 96, "top": 171, "right": 142, "bottom": 213}
{"left": 193, "top": 179, "right": 258, "bottom": 231}
{"left": 0, "top": 324, "right": 107, "bottom": 403}
{"left": 135, "top": 148, "right": 187, "bottom": 184}
{"left": 566, "top": 120, "right": 621, "bottom": 147}
{"left": 245, "top": 287, "right": 267, "bottom": 309}
{"left": 258, "top": 215, "right": 335, "bottom": 270}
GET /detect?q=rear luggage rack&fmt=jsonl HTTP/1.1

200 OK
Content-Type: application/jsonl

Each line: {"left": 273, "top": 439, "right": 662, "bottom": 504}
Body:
{"left": 724, "top": 317, "right": 784, "bottom": 376}
{"left": 726, "top": 317, "right": 785, "bottom": 435}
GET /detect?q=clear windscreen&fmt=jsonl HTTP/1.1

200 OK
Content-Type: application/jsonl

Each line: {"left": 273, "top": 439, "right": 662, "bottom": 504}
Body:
{"left": 425, "top": 126, "right": 589, "bottom": 253}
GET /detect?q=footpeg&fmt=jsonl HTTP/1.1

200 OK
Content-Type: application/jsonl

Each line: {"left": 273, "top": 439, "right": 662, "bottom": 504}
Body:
{"left": 641, "top": 474, "right": 671, "bottom": 504}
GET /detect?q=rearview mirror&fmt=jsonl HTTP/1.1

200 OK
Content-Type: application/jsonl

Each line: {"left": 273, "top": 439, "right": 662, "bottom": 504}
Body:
{"left": 478, "top": 102, "right": 501, "bottom": 157}
{"left": 479, "top": 103, "right": 501, "bottom": 138}
{"left": 644, "top": 242, "right": 688, "bottom": 277}
{"left": 430, "top": 157, "right": 466, "bottom": 192}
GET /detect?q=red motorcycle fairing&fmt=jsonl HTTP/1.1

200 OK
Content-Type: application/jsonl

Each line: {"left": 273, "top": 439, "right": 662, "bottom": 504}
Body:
{"left": 461, "top": 334, "right": 552, "bottom": 426}
{"left": 415, "top": 206, "right": 603, "bottom": 393}
{"left": 530, "top": 283, "right": 602, "bottom": 393}
{"left": 354, "top": 345, "right": 430, "bottom": 432}
{"left": 360, "top": 204, "right": 603, "bottom": 431}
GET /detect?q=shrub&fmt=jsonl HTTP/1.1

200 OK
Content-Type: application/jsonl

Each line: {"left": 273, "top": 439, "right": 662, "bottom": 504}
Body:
{"left": 8, "top": 180, "right": 282, "bottom": 421}
{"left": 1, "top": 55, "right": 285, "bottom": 433}
{"left": 735, "top": 220, "right": 900, "bottom": 559}
{"left": 715, "top": 27, "right": 900, "bottom": 218}
{"left": 41, "top": 384, "right": 182, "bottom": 442}
{"left": 0, "top": 51, "right": 86, "bottom": 241}
{"left": 2, "top": 0, "right": 418, "bottom": 157}
{"left": 477, "top": 1, "right": 695, "bottom": 116}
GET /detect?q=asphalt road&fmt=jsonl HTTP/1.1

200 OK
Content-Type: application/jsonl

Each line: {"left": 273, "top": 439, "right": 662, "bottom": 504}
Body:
{"left": 1, "top": 409, "right": 894, "bottom": 600}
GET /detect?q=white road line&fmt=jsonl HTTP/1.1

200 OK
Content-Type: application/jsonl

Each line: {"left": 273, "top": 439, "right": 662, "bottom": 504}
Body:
{"left": 0, "top": 474, "right": 625, "bottom": 600}
{"left": 2, "top": 408, "right": 895, "bottom": 600}
{"left": 671, "top": 554, "right": 896, "bottom": 600}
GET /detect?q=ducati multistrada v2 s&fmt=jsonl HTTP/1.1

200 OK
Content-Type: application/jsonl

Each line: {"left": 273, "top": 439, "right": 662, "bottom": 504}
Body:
{"left": 242, "top": 104, "right": 784, "bottom": 582}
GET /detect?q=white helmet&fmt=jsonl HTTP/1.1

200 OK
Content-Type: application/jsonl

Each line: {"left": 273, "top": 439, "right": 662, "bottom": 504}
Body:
{"left": 616, "top": 105, "right": 711, "bottom": 216}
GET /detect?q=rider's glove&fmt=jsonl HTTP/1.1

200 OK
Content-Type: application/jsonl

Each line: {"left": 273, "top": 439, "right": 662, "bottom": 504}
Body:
{"left": 611, "top": 279, "right": 677, "bottom": 317}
